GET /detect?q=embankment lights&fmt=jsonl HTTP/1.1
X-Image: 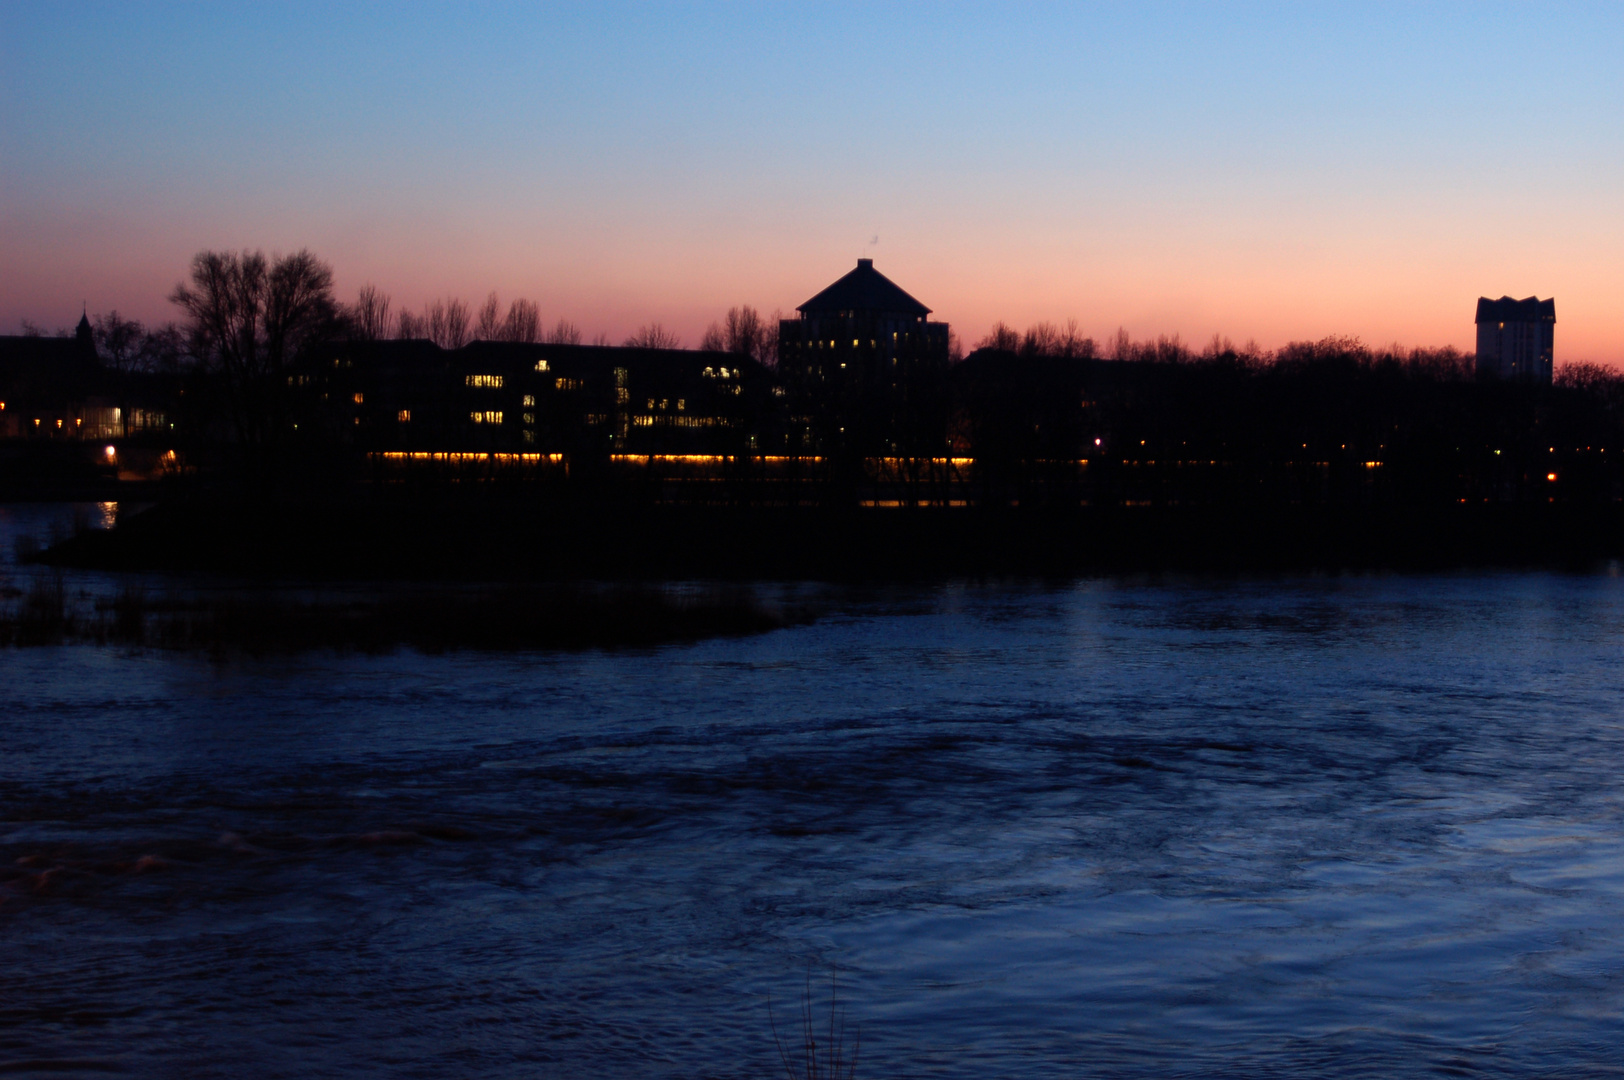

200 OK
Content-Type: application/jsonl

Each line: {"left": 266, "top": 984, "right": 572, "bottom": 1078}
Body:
{"left": 1547, "top": 472, "right": 1558, "bottom": 482}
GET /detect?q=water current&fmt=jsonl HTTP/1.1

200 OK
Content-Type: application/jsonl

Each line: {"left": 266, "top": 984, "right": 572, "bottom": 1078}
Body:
{"left": 3, "top": 505, "right": 1624, "bottom": 1077}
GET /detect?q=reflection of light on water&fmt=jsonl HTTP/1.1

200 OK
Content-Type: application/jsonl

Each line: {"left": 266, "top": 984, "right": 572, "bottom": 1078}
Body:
{"left": 97, "top": 502, "right": 118, "bottom": 530}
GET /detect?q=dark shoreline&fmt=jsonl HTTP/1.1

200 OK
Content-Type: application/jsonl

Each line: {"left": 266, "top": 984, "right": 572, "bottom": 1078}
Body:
{"left": 34, "top": 494, "right": 1624, "bottom": 580}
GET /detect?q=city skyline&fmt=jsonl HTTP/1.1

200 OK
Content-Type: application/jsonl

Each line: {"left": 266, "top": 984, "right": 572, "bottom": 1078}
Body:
{"left": 3, "top": 3, "right": 1622, "bottom": 361}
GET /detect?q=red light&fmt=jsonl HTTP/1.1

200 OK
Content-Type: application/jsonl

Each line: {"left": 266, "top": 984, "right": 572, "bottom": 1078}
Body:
{"left": 1546, "top": 472, "right": 1558, "bottom": 482}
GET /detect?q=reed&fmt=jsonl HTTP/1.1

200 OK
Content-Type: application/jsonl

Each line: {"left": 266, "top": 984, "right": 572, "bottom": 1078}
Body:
{"left": 769, "top": 970, "right": 860, "bottom": 1080}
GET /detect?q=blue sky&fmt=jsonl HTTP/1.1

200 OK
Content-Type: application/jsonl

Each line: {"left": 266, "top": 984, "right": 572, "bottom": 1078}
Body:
{"left": 4, "top": 2, "right": 1621, "bottom": 358}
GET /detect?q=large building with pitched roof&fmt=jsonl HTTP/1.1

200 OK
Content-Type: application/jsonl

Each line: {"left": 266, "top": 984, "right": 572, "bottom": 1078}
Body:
{"left": 1475, "top": 296, "right": 1555, "bottom": 383}
{"left": 776, "top": 259, "right": 951, "bottom": 457}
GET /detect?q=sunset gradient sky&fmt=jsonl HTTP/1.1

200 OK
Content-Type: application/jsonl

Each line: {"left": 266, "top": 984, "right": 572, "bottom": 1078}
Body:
{"left": 3, "top": 3, "right": 1622, "bottom": 361}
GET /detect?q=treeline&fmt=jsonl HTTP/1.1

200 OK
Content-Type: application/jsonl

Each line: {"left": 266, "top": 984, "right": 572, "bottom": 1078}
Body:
{"left": 20, "top": 245, "right": 1624, "bottom": 511}
{"left": 972, "top": 318, "right": 1477, "bottom": 377}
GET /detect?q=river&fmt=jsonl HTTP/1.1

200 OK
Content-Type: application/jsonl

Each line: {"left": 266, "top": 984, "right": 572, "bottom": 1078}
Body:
{"left": 3, "top": 505, "right": 1624, "bottom": 1077}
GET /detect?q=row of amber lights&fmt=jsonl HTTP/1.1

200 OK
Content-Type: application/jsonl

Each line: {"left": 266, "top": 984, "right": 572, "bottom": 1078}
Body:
{"left": 371, "top": 452, "right": 1568, "bottom": 483}
{"left": 373, "top": 454, "right": 1403, "bottom": 469}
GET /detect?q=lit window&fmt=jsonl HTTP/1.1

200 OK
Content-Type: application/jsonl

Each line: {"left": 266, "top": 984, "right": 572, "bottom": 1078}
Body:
{"left": 466, "top": 374, "right": 504, "bottom": 388}
{"left": 522, "top": 394, "right": 535, "bottom": 407}
{"left": 522, "top": 412, "right": 535, "bottom": 424}
{"left": 555, "top": 378, "right": 583, "bottom": 391}
{"left": 397, "top": 410, "right": 412, "bottom": 423}
{"left": 353, "top": 392, "right": 364, "bottom": 404}
{"left": 522, "top": 430, "right": 535, "bottom": 444}
{"left": 676, "top": 399, "right": 685, "bottom": 411}
{"left": 470, "top": 410, "right": 503, "bottom": 424}
{"left": 534, "top": 359, "right": 550, "bottom": 372}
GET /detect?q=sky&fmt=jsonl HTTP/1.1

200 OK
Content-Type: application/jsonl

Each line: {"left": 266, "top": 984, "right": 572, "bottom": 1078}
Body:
{"left": 3, "top": 2, "right": 1622, "bottom": 361}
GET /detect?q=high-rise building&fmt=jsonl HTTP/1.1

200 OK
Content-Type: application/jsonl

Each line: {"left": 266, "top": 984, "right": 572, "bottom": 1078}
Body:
{"left": 777, "top": 259, "right": 950, "bottom": 456}
{"left": 1475, "top": 296, "right": 1555, "bottom": 383}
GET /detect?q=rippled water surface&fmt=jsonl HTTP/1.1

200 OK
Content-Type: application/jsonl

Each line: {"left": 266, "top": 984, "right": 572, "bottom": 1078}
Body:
{"left": 4, "top": 511, "right": 1624, "bottom": 1077}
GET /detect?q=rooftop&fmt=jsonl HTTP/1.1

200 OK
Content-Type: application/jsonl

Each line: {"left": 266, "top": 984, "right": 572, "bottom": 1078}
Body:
{"left": 797, "top": 259, "right": 932, "bottom": 318}
{"left": 1475, "top": 296, "right": 1555, "bottom": 324}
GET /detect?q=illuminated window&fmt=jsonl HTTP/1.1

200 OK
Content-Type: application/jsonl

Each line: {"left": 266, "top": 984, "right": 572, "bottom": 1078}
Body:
{"left": 676, "top": 399, "right": 685, "bottom": 411}
{"left": 466, "top": 374, "right": 504, "bottom": 388}
{"left": 522, "top": 412, "right": 535, "bottom": 424}
{"left": 397, "top": 410, "right": 412, "bottom": 423}
{"left": 534, "top": 359, "right": 550, "bottom": 372}
{"left": 613, "top": 367, "right": 628, "bottom": 387}
{"left": 522, "top": 430, "right": 535, "bottom": 444}
{"left": 470, "top": 410, "right": 503, "bottom": 424}
{"left": 352, "top": 392, "right": 364, "bottom": 404}
{"left": 555, "top": 378, "right": 583, "bottom": 391}
{"left": 522, "top": 394, "right": 535, "bottom": 407}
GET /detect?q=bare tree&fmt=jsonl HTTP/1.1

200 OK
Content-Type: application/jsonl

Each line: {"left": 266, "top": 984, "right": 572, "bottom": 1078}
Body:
{"left": 589, "top": 331, "right": 612, "bottom": 347}
{"left": 350, "top": 285, "right": 392, "bottom": 342}
{"left": 547, "top": 318, "right": 583, "bottom": 345}
{"left": 475, "top": 292, "right": 503, "bottom": 340}
{"left": 93, "top": 311, "right": 147, "bottom": 374}
{"left": 700, "top": 305, "right": 776, "bottom": 362}
{"left": 396, "top": 310, "right": 423, "bottom": 339}
{"left": 504, "top": 299, "right": 541, "bottom": 343}
{"left": 976, "top": 322, "right": 1021, "bottom": 353}
{"left": 623, "top": 323, "right": 682, "bottom": 349}
{"left": 425, "top": 298, "right": 471, "bottom": 349}
{"left": 169, "top": 248, "right": 341, "bottom": 450}
{"left": 1109, "top": 327, "right": 1133, "bottom": 361}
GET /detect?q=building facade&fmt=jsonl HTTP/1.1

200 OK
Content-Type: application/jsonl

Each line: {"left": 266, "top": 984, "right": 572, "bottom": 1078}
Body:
{"left": 776, "top": 259, "right": 951, "bottom": 458}
{"left": 1475, "top": 296, "right": 1555, "bottom": 383}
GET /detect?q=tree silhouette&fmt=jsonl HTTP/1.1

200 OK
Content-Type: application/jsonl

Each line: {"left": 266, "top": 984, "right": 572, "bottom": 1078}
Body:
{"left": 425, "top": 298, "right": 471, "bottom": 349}
{"left": 169, "top": 248, "right": 342, "bottom": 457}
{"left": 548, "top": 319, "right": 583, "bottom": 346}
{"left": 504, "top": 299, "right": 541, "bottom": 343}
{"left": 624, "top": 323, "right": 681, "bottom": 349}
{"left": 475, "top": 292, "right": 504, "bottom": 341}
{"left": 351, "top": 285, "right": 392, "bottom": 342}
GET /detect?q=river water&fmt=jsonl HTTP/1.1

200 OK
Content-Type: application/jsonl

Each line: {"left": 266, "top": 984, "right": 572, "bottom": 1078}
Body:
{"left": 3, "top": 505, "right": 1624, "bottom": 1077}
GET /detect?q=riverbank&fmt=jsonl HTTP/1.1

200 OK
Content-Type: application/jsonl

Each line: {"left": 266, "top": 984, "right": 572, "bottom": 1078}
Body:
{"left": 0, "top": 576, "right": 797, "bottom": 654}
{"left": 34, "top": 494, "right": 1624, "bottom": 580}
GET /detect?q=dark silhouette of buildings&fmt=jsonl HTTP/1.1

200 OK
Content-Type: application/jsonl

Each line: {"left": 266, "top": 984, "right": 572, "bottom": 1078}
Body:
{"left": 8, "top": 266, "right": 1621, "bottom": 517}
{"left": 777, "top": 259, "right": 951, "bottom": 460}
{"left": 1476, "top": 296, "right": 1555, "bottom": 383}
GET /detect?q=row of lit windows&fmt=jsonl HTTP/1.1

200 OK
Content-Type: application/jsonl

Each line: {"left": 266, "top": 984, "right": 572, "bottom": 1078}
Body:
{"left": 632, "top": 415, "right": 726, "bottom": 428}
{"left": 470, "top": 410, "right": 503, "bottom": 424}
{"left": 466, "top": 374, "right": 503, "bottom": 388}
